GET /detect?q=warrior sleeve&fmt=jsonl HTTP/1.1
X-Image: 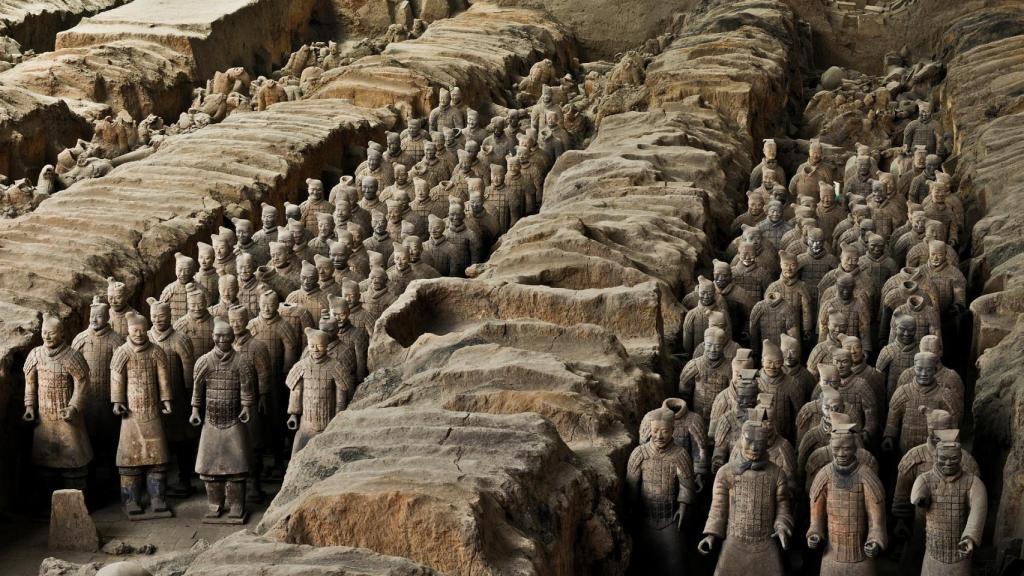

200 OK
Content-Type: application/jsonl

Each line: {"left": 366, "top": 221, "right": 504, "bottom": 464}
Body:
{"left": 625, "top": 447, "right": 644, "bottom": 504}
{"left": 239, "top": 356, "right": 256, "bottom": 407}
{"left": 883, "top": 387, "right": 907, "bottom": 442}
{"left": 23, "top": 349, "right": 38, "bottom": 407}
{"left": 893, "top": 450, "right": 920, "bottom": 516}
{"left": 703, "top": 468, "right": 731, "bottom": 538}
{"left": 774, "top": 469, "right": 794, "bottom": 535}
{"left": 863, "top": 468, "right": 888, "bottom": 549}
{"left": 708, "top": 392, "right": 729, "bottom": 439}
{"left": 678, "top": 360, "right": 699, "bottom": 398}
{"left": 808, "top": 469, "right": 829, "bottom": 540}
{"left": 687, "top": 414, "right": 709, "bottom": 475}
{"left": 154, "top": 346, "right": 172, "bottom": 403}
{"left": 963, "top": 476, "right": 987, "bottom": 546}
{"left": 332, "top": 360, "right": 354, "bottom": 412}
{"left": 192, "top": 355, "right": 210, "bottom": 408}
{"left": 67, "top": 348, "right": 91, "bottom": 412}
{"left": 799, "top": 287, "right": 813, "bottom": 336}
{"left": 253, "top": 344, "right": 271, "bottom": 396}
{"left": 177, "top": 336, "right": 195, "bottom": 390}
{"left": 281, "top": 321, "right": 300, "bottom": 371}
{"left": 910, "top": 473, "right": 931, "bottom": 510}
{"left": 748, "top": 303, "right": 763, "bottom": 346}
{"left": 860, "top": 381, "right": 880, "bottom": 441}
{"left": 682, "top": 311, "right": 696, "bottom": 354}
{"left": 110, "top": 346, "right": 130, "bottom": 404}
{"left": 675, "top": 451, "right": 695, "bottom": 505}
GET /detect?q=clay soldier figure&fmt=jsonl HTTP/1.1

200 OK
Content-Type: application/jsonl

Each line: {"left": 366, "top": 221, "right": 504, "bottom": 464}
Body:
{"left": 844, "top": 155, "right": 875, "bottom": 201}
{"left": 911, "top": 430, "right": 985, "bottom": 576}
{"left": 23, "top": 315, "right": 93, "bottom": 498}
{"left": 815, "top": 182, "right": 847, "bottom": 242}
{"left": 790, "top": 139, "right": 833, "bottom": 199}
{"left": 516, "top": 142, "right": 544, "bottom": 209}
{"left": 903, "top": 101, "right": 943, "bottom": 157}
{"left": 381, "top": 132, "right": 409, "bottom": 178}
{"left": 639, "top": 398, "right": 708, "bottom": 484}
{"left": 693, "top": 311, "right": 741, "bottom": 362}
{"left": 331, "top": 297, "right": 369, "bottom": 381}
{"left": 106, "top": 277, "right": 139, "bottom": 338}
{"left": 710, "top": 258, "right": 754, "bottom": 336}
{"left": 211, "top": 228, "right": 238, "bottom": 277}
{"left": 798, "top": 227, "right": 836, "bottom": 310}
{"left": 923, "top": 239, "right": 966, "bottom": 318}
{"left": 111, "top": 312, "right": 173, "bottom": 518}
{"left": 807, "top": 418, "right": 887, "bottom": 576}
{"left": 894, "top": 210, "right": 927, "bottom": 264}
{"left": 484, "top": 116, "right": 516, "bottom": 166}
{"left": 802, "top": 411, "right": 878, "bottom": 495}
{"left": 160, "top": 253, "right": 208, "bottom": 322}
{"left": 866, "top": 180, "right": 903, "bottom": 240}
{"left": 346, "top": 215, "right": 375, "bottom": 274}
{"left": 899, "top": 146, "right": 928, "bottom": 199}
{"left": 189, "top": 320, "right": 254, "bottom": 522}
{"left": 409, "top": 177, "right": 441, "bottom": 221}
{"left": 757, "top": 200, "right": 793, "bottom": 251}
{"left": 465, "top": 187, "right": 498, "bottom": 255}
{"left": 766, "top": 251, "right": 813, "bottom": 341}
{"left": 248, "top": 290, "right": 299, "bottom": 474}
{"left": 884, "top": 352, "right": 960, "bottom": 455}
{"left": 403, "top": 235, "right": 441, "bottom": 280}
{"left": 749, "top": 290, "right": 800, "bottom": 355}
{"left": 315, "top": 254, "right": 342, "bottom": 299}
{"left": 484, "top": 164, "right": 514, "bottom": 233}
{"left": 895, "top": 419, "right": 979, "bottom": 569}
{"left": 626, "top": 406, "right": 695, "bottom": 574}
{"left": 286, "top": 260, "right": 330, "bottom": 324}
{"left": 889, "top": 293, "right": 941, "bottom": 348}
{"left": 357, "top": 150, "right": 393, "bottom": 189}
{"left": 780, "top": 333, "right": 815, "bottom": 398}
{"left": 732, "top": 240, "right": 773, "bottom": 303}
{"left": 387, "top": 244, "right": 419, "bottom": 295}
{"left": 756, "top": 341, "right": 803, "bottom": 442}
{"left": 72, "top": 296, "right": 125, "bottom": 480}
{"left": 358, "top": 177, "right": 385, "bottom": 219}
{"left": 731, "top": 191, "right": 767, "bottom": 236}
{"left": 265, "top": 240, "right": 302, "bottom": 293}
{"left": 146, "top": 297, "right": 197, "bottom": 497}
{"left": 286, "top": 328, "right": 354, "bottom": 454}
{"left": 400, "top": 118, "right": 429, "bottom": 165}
{"left": 796, "top": 365, "right": 843, "bottom": 446}
{"left": 422, "top": 214, "right": 459, "bottom": 276}
{"left": 700, "top": 419, "right": 793, "bottom": 575}
{"left": 678, "top": 328, "right": 734, "bottom": 424}
{"left": 711, "top": 368, "right": 761, "bottom": 463}
{"left": 233, "top": 218, "right": 269, "bottom": 267}
{"left": 808, "top": 312, "right": 847, "bottom": 377}
{"left": 894, "top": 335, "right": 965, "bottom": 408}
{"left": 729, "top": 400, "right": 797, "bottom": 489}
{"left": 877, "top": 315, "right": 920, "bottom": 401}
{"left": 429, "top": 88, "right": 465, "bottom": 132}
{"left": 860, "top": 233, "right": 898, "bottom": 313}
{"left": 226, "top": 305, "right": 271, "bottom": 502}
{"left": 208, "top": 274, "right": 241, "bottom": 321}
{"left": 780, "top": 210, "right": 816, "bottom": 255}
{"left": 909, "top": 154, "right": 941, "bottom": 204}
{"left": 444, "top": 200, "right": 475, "bottom": 272}
{"left": 832, "top": 205, "right": 870, "bottom": 253}
{"left": 236, "top": 253, "right": 269, "bottom": 318}
{"left": 286, "top": 219, "right": 314, "bottom": 263}
{"left": 174, "top": 284, "right": 216, "bottom": 359}
{"left": 683, "top": 276, "right": 731, "bottom": 358}
{"left": 830, "top": 348, "right": 880, "bottom": 444}
{"left": 907, "top": 221, "right": 959, "bottom": 269}
{"left": 818, "top": 273, "right": 872, "bottom": 354}
{"left": 923, "top": 180, "right": 959, "bottom": 248}
{"left": 195, "top": 243, "right": 220, "bottom": 303}
{"left": 381, "top": 164, "right": 414, "bottom": 204}
{"left": 307, "top": 213, "right": 335, "bottom": 259}
{"left": 798, "top": 384, "right": 845, "bottom": 480}
{"left": 750, "top": 138, "right": 786, "bottom": 191}
{"left": 363, "top": 210, "right": 394, "bottom": 265}
{"left": 331, "top": 232, "right": 367, "bottom": 284}
{"left": 252, "top": 203, "right": 279, "bottom": 254}
{"left": 363, "top": 265, "right": 397, "bottom": 323}
{"left": 337, "top": 280, "right": 373, "bottom": 334}
{"left": 505, "top": 155, "right": 537, "bottom": 216}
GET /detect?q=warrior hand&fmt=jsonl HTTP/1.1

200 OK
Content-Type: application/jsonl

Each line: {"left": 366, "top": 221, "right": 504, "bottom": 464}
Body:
{"left": 958, "top": 537, "right": 975, "bottom": 557}
{"left": 22, "top": 406, "right": 36, "bottom": 422}
{"left": 697, "top": 535, "right": 716, "bottom": 555}
{"left": 258, "top": 394, "right": 268, "bottom": 415}
{"left": 694, "top": 474, "right": 704, "bottom": 493}
{"left": 189, "top": 408, "right": 202, "bottom": 426}
{"left": 113, "top": 402, "right": 128, "bottom": 416}
{"left": 674, "top": 506, "right": 686, "bottom": 530}
{"left": 239, "top": 406, "right": 251, "bottom": 423}
{"left": 161, "top": 401, "right": 173, "bottom": 415}
{"left": 775, "top": 527, "right": 791, "bottom": 550}
{"left": 881, "top": 437, "right": 895, "bottom": 452}
{"left": 863, "top": 541, "right": 881, "bottom": 558}
{"left": 912, "top": 488, "right": 931, "bottom": 509}
{"left": 287, "top": 414, "right": 299, "bottom": 431}
{"left": 61, "top": 405, "right": 78, "bottom": 422}
{"left": 807, "top": 533, "right": 822, "bottom": 549}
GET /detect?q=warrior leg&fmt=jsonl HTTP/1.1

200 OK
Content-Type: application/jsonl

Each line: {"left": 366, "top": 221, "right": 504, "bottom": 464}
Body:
{"left": 146, "top": 465, "right": 169, "bottom": 512}
{"left": 201, "top": 475, "right": 225, "bottom": 518}
{"left": 119, "top": 467, "right": 143, "bottom": 515}
{"left": 225, "top": 475, "right": 247, "bottom": 518}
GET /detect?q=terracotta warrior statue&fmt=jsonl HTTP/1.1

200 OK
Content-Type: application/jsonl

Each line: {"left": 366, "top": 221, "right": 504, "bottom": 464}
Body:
{"left": 106, "top": 277, "right": 139, "bottom": 338}
{"left": 789, "top": 139, "right": 832, "bottom": 199}
{"left": 903, "top": 101, "right": 943, "bottom": 157}
{"left": 679, "top": 327, "right": 733, "bottom": 424}
{"left": 766, "top": 251, "right": 814, "bottom": 342}
{"left": 807, "top": 418, "right": 887, "bottom": 575}
{"left": 331, "top": 296, "right": 369, "bottom": 381}
{"left": 286, "top": 328, "right": 354, "bottom": 454}
{"left": 111, "top": 312, "right": 173, "bottom": 518}
{"left": 72, "top": 296, "right": 124, "bottom": 478}
{"left": 639, "top": 398, "right": 708, "bottom": 484}
{"left": 780, "top": 332, "right": 815, "bottom": 398}
{"left": 749, "top": 290, "right": 800, "bottom": 354}
{"left": 911, "top": 430, "right": 986, "bottom": 576}
{"left": 683, "top": 276, "right": 732, "bottom": 357}
{"left": 798, "top": 227, "right": 837, "bottom": 309}
{"left": 750, "top": 138, "right": 786, "bottom": 192}
{"left": 731, "top": 191, "right": 767, "bottom": 236}
{"left": 732, "top": 240, "right": 773, "bottom": 304}
{"left": 146, "top": 297, "right": 197, "bottom": 497}
{"left": 710, "top": 258, "right": 753, "bottom": 336}
{"left": 883, "top": 352, "right": 960, "bottom": 455}
{"left": 300, "top": 179, "right": 334, "bottom": 237}
{"left": 174, "top": 283, "right": 216, "bottom": 363}
{"left": 252, "top": 203, "right": 279, "bottom": 253}
{"left": 160, "top": 253, "right": 208, "bottom": 322}
{"left": 189, "top": 320, "right": 253, "bottom": 522}
{"left": 756, "top": 340, "right": 803, "bottom": 443}
{"left": 233, "top": 217, "right": 269, "bottom": 267}
{"left": 211, "top": 228, "right": 238, "bottom": 277}
{"left": 711, "top": 369, "right": 762, "bottom": 473}
{"left": 626, "top": 406, "right": 695, "bottom": 574}
{"left": 195, "top": 243, "right": 220, "bottom": 302}
{"left": 23, "top": 315, "right": 93, "bottom": 496}
{"left": 700, "top": 419, "right": 793, "bottom": 575}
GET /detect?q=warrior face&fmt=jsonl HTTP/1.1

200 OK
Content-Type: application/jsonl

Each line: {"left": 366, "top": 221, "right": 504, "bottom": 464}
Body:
{"left": 649, "top": 419, "right": 674, "bottom": 450}
{"left": 176, "top": 260, "right": 195, "bottom": 284}
{"left": 830, "top": 434, "right": 857, "bottom": 467}
{"left": 935, "top": 446, "right": 962, "bottom": 477}
{"left": 90, "top": 307, "right": 109, "bottom": 331}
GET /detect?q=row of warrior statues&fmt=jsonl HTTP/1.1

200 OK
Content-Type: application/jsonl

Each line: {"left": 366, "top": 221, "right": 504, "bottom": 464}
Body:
{"left": 20, "top": 85, "right": 572, "bottom": 523}
{"left": 627, "top": 100, "right": 984, "bottom": 576}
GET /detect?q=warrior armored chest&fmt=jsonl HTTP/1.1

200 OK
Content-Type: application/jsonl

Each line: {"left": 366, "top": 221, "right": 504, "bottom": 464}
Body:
{"left": 924, "top": 473, "right": 973, "bottom": 563}
{"left": 638, "top": 444, "right": 683, "bottom": 523}
{"left": 37, "top": 351, "right": 76, "bottom": 419}
{"left": 825, "top": 471, "right": 868, "bottom": 562}
{"left": 728, "top": 469, "right": 778, "bottom": 543}
{"left": 125, "top": 348, "right": 162, "bottom": 420}
{"left": 302, "top": 361, "right": 341, "bottom": 431}
{"left": 204, "top": 357, "right": 243, "bottom": 429}
{"left": 694, "top": 359, "right": 730, "bottom": 421}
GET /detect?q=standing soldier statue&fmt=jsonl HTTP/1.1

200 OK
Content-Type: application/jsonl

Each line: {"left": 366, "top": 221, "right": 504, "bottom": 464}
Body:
{"left": 285, "top": 328, "right": 354, "bottom": 454}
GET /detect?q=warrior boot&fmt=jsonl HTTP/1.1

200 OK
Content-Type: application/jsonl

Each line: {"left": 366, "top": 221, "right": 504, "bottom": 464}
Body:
{"left": 226, "top": 479, "right": 246, "bottom": 518}
{"left": 120, "top": 472, "right": 143, "bottom": 515}
{"left": 203, "top": 479, "right": 225, "bottom": 518}
{"left": 147, "top": 468, "right": 169, "bottom": 512}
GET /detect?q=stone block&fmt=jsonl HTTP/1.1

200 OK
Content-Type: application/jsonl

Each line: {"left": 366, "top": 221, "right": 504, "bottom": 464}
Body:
{"left": 48, "top": 489, "right": 99, "bottom": 552}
